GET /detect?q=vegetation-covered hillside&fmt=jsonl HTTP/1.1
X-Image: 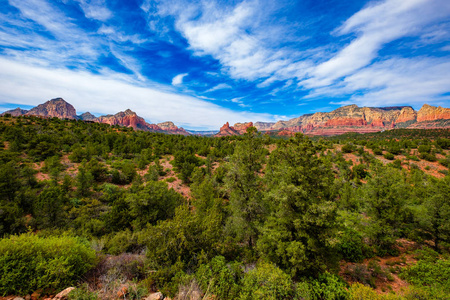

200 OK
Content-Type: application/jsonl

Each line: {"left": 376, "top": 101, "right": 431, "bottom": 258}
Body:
{"left": 1, "top": 115, "right": 450, "bottom": 299}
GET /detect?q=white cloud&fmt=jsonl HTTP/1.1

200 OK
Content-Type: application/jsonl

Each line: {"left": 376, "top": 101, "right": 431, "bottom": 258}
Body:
{"left": 74, "top": 0, "right": 112, "bottom": 22}
{"left": 306, "top": 57, "right": 450, "bottom": 107}
{"left": 2, "top": 0, "right": 144, "bottom": 81}
{"left": 172, "top": 73, "right": 188, "bottom": 85}
{"left": 204, "top": 83, "right": 232, "bottom": 93}
{"left": 303, "top": 0, "right": 450, "bottom": 88}
{"left": 0, "top": 58, "right": 275, "bottom": 129}
{"left": 148, "top": 0, "right": 302, "bottom": 83}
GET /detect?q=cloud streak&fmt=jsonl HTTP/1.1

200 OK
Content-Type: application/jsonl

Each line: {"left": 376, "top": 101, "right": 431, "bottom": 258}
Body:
{"left": 0, "top": 58, "right": 275, "bottom": 129}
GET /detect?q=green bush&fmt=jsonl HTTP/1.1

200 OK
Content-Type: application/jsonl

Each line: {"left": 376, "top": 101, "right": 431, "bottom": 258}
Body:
{"left": 239, "top": 262, "right": 295, "bottom": 300}
{"left": 336, "top": 229, "right": 372, "bottom": 263}
{"left": 68, "top": 284, "right": 99, "bottom": 300}
{"left": 196, "top": 256, "right": 243, "bottom": 300}
{"left": 307, "top": 272, "right": 349, "bottom": 300}
{"left": 383, "top": 152, "right": 395, "bottom": 160}
{"left": 0, "top": 234, "right": 97, "bottom": 295}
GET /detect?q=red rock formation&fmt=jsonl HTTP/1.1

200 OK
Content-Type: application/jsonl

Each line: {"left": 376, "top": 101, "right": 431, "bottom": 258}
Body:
{"left": 215, "top": 122, "right": 256, "bottom": 137}
{"left": 324, "top": 118, "right": 367, "bottom": 126}
{"left": 96, "top": 109, "right": 150, "bottom": 130}
{"left": 417, "top": 104, "right": 450, "bottom": 122}
{"left": 233, "top": 122, "right": 254, "bottom": 134}
{"left": 215, "top": 122, "right": 238, "bottom": 137}
{"left": 370, "top": 119, "right": 385, "bottom": 127}
{"left": 157, "top": 121, "right": 190, "bottom": 135}
{"left": 395, "top": 106, "right": 417, "bottom": 123}
{"left": 26, "top": 98, "right": 77, "bottom": 119}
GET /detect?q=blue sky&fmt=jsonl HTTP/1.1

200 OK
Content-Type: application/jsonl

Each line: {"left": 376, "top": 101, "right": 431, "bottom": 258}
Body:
{"left": 0, "top": 0, "right": 449, "bottom": 130}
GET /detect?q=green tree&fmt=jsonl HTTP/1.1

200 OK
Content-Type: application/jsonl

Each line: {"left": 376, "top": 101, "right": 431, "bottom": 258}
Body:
{"left": 127, "top": 181, "right": 183, "bottom": 230}
{"left": 363, "top": 165, "right": 410, "bottom": 255}
{"left": 257, "top": 134, "right": 338, "bottom": 277}
{"left": 224, "top": 127, "right": 266, "bottom": 250}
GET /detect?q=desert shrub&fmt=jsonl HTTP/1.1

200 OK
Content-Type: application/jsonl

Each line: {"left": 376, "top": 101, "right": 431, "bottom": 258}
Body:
{"left": 239, "top": 261, "right": 295, "bottom": 300}
{"left": 336, "top": 229, "right": 372, "bottom": 263}
{"left": 307, "top": 272, "right": 349, "bottom": 300}
{"left": 373, "top": 148, "right": 383, "bottom": 155}
{"left": 418, "top": 144, "right": 431, "bottom": 154}
{"left": 68, "top": 284, "right": 99, "bottom": 300}
{"left": 383, "top": 152, "right": 395, "bottom": 160}
{"left": 400, "top": 250, "right": 450, "bottom": 290}
{"left": 195, "top": 256, "right": 243, "bottom": 300}
{"left": 342, "top": 143, "right": 355, "bottom": 153}
{"left": 348, "top": 283, "right": 400, "bottom": 300}
{"left": 420, "top": 153, "right": 437, "bottom": 162}
{"left": 0, "top": 233, "right": 96, "bottom": 295}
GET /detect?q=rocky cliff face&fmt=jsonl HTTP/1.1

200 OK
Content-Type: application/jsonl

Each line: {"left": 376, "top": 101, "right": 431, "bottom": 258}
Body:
{"left": 215, "top": 104, "right": 449, "bottom": 137}
{"left": 157, "top": 121, "right": 190, "bottom": 136}
{"left": 254, "top": 122, "right": 275, "bottom": 131}
{"left": 215, "top": 122, "right": 254, "bottom": 137}
{"left": 96, "top": 109, "right": 152, "bottom": 131}
{"left": 78, "top": 112, "right": 97, "bottom": 121}
{"left": 26, "top": 98, "right": 77, "bottom": 119}
{"left": 417, "top": 104, "right": 450, "bottom": 122}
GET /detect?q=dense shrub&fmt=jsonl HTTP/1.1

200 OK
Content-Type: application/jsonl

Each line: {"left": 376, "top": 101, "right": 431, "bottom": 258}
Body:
{"left": 239, "top": 262, "right": 295, "bottom": 300}
{"left": 195, "top": 256, "right": 243, "bottom": 300}
{"left": 0, "top": 234, "right": 96, "bottom": 295}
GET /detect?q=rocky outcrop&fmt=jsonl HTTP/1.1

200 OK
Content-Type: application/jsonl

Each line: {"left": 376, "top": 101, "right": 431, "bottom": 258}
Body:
{"left": 215, "top": 122, "right": 255, "bottom": 137}
{"left": 255, "top": 104, "right": 449, "bottom": 136}
{"left": 233, "top": 122, "right": 254, "bottom": 134}
{"left": 417, "top": 104, "right": 450, "bottom": 122}
{"left": 395, "top": 106, "right": 417, "bottom": 123}
{"left": 157, "top": 121, "right": 190, "bottom": 135}
{"left": 26, "top": 98, "right": 77, "bottom": 119}
{"left": 96, "top": 109, "right": 153, "bottom": 131}
{"left": 0, "top": 107, "right": 28, "bottom": 116}
{"left": 215, "top": 122, "right": 237, "bottom": 137}
{"left": 254, "top": 121, "right": 275, "bottom": 131}
{"left": 78, "top": 112, "right": 97, "bottom": 121}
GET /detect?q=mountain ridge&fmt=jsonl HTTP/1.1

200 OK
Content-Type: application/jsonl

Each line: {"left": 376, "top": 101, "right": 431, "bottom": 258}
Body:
{"left": 1, "top": 98, "right": 449, "bottom": 136}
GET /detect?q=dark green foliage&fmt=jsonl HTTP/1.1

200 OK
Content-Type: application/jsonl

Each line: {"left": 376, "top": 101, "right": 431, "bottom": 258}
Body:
{"left": 196, "top": 256, "right": 242, "bottom": 300}
{"left": 336, "top": 228, "right": 372, "bottom": 263}
{"left": 0, "top": 234, "right": 96, "bottom": 295}
{"left": 127, "top": 181, "right": 183, "bottom": 230}
{"left": 363, "top": 166, "right": 410, "bottom": 255}
{"left": 239, "top": 262, "right": 295, "bottom": 300}
{"left": 341, "top": 143, "right": 355, "bottom": 153}
{"left": 383, "top": 152, "right": 395, "bottom": 160}
{"left": 258, "top": 134, "right": 338, "bottom": 277}
{"left": 225, "top": 128, "right": 266, "bottom": 250}
{"left": 35, "top": 185, "right": 68, "bottom": 229}
{"left": 400, "top": 249, "right": 450, "bottom": 293}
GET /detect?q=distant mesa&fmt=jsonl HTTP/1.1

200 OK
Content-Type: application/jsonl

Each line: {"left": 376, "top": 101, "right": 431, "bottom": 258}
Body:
{"left": 217, "top": 104, "right": 450, "bottom": 137}
{"left": 1, "top": 98, "right": 449, "bottom": 136}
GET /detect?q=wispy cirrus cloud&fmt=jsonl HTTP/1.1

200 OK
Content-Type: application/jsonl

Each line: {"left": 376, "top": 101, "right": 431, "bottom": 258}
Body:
{"left": 303, "top": 0, "right": 450, "bottom": 89}
{"left": 74, "top": 0, "right": 112, "bottom": 22}
{"left": 144, "top": 0, "right": 450, "bottom": 110}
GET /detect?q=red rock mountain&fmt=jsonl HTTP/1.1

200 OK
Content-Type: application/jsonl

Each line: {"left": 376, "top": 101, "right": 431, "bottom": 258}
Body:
{"left": 96, "top": 109, "right": 152, "bottom": 131}
{"left": 26, "top": 98, "right": 77, "bottom": 119}
{"left": 157, "top": 122, "right": 190, "bottom": 136}
{"left": 219, "top": 104, "right": 450, "bottom": 137}
{"left": 0, "top": 98, "right": 191, "bottom": 135}
{"left": 215, "top": 122, "right": 254, "bottom": 137}
{"left": 2, "top": 98, "right": 449, "bottom": 136}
